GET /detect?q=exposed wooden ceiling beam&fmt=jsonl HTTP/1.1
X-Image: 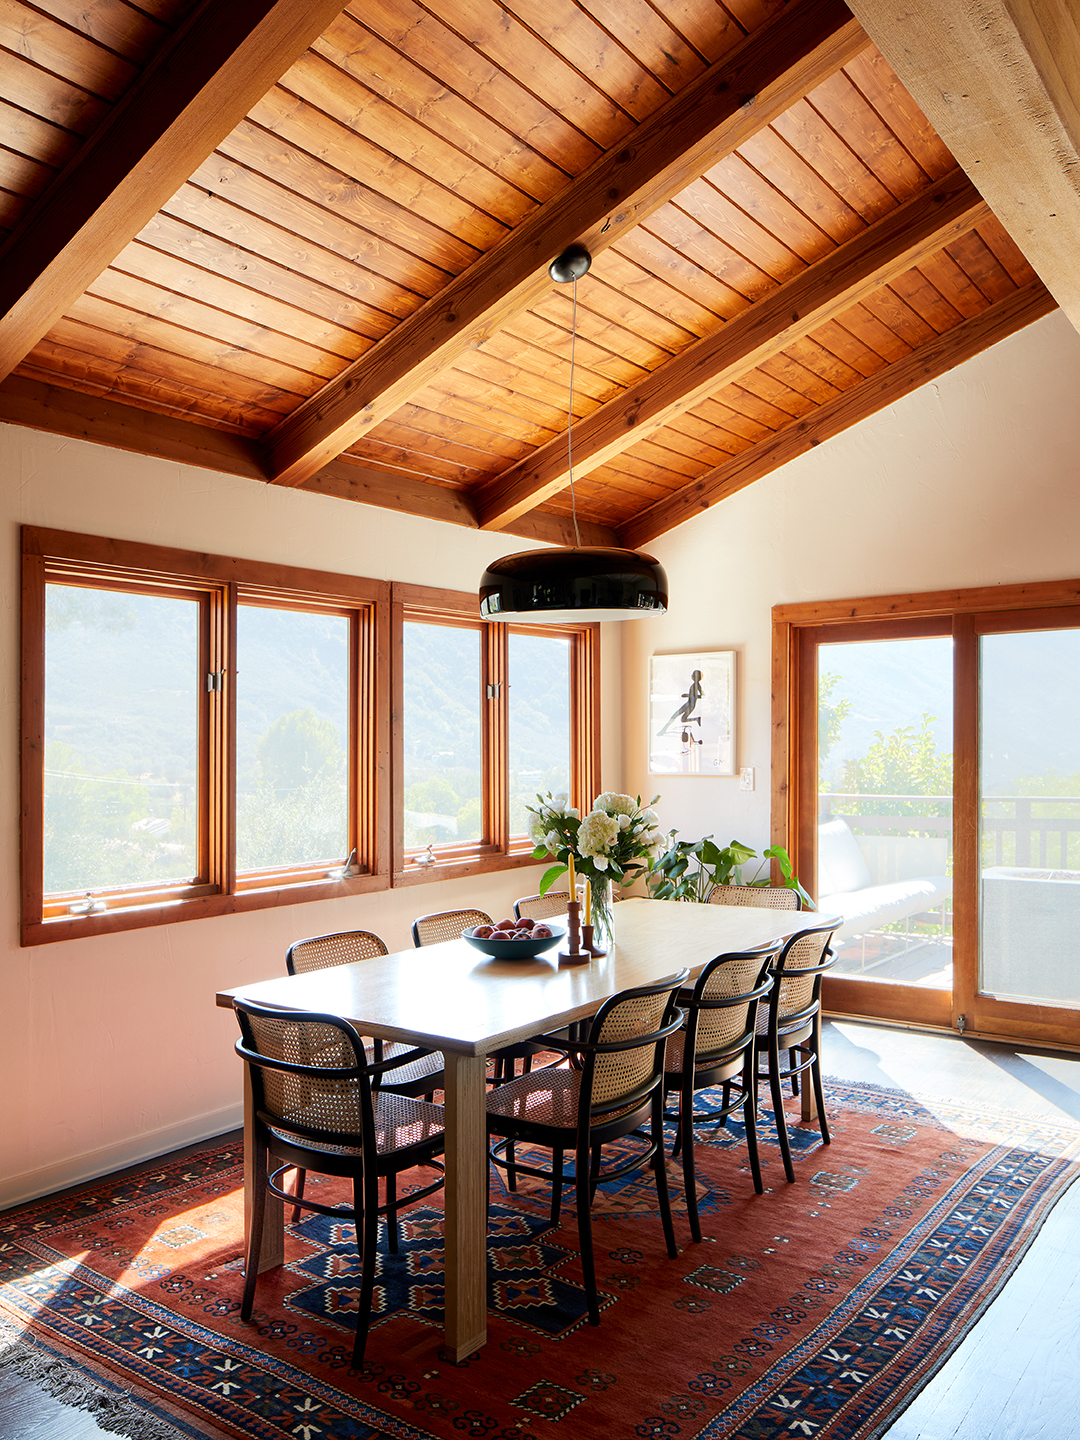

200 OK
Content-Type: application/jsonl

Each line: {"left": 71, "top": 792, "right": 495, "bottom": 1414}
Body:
{"left": 0, "top": 0, "right": 348, "bottom": 384}
{"left": 263, "top": 0, "right": 869, "bottom": 489}
{"left": 616, "top": 279, "right": 1056, "bottom": 548}
{"left": 0, "top": 375, "right": 616, "bottom": 547}
{"left": 474, "top": 167, "right": 990, "bottom": 530}
{"left": 847, "top": 0, "right": 1080, "bottom": 334}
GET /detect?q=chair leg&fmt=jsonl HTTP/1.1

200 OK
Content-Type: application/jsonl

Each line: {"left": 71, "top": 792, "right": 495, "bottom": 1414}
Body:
{"left": 290, "top": 1166, "right": 307, "bottom": 1224}
{"left": 386, "top": 1172, "right": 398, "bottom": 1253}
{"left": 575, "top": 1138, "right": 600, "bottom": 1326}
{"left": 589, "top": 1143, "right": 602, "bottom": 1202}
{"left": 811, "top": 1040, "right": 830, "bottom": 1145}
{"left": 506, "top": 1138, "right": 517, "bottom": 1192}
{"left": 742, "top": 1048, "right": 763, "bottom": 1195}
{"left": 768, "top": 1034, "right": 796, "bottom": 1184}
{"left": 550, "top": 1149, "right": 564, "bottom": 1225}
{"left": 651, "top": 1091, "right": 678, "bottom": 1260}
{"left": 789, "top": 1047, "right": 800, "bottom": 1097}
{"left": 352, "top": 1170, "right": 378, "bottom": 1369}
{"left": 679, "top": 1084, "right": 702, "bottom": 1243}
{"left": 241, "top": 1133, "right": 268, "bottom": 1320}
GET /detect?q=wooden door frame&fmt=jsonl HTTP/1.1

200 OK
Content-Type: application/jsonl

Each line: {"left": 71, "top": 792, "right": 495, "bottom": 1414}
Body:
{"left": 773, "top": 577, "right": 1080, "bottom": 1045}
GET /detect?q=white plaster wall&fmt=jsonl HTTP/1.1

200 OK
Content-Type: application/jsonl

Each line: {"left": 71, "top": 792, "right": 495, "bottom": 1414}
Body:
{"left": 0, "top": 427, "right": 622, "bottom": 1207}
{"left": 621, "top": 310, "right": 1080, "bottom": 864}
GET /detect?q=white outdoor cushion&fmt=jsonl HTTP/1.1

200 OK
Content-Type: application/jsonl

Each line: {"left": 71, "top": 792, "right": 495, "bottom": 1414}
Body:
{"left": 817, "top": 876, "right": 953, "bottom": 941}
{"left": 817, "top": 818, "right": 872, "bottom": 896}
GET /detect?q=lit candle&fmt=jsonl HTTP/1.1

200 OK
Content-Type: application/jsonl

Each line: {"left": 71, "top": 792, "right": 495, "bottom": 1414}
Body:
{"left": 567, "top": 851, "right": 575, "bottom": 904}
{"left": 584, "top": 877, "right": 591, "bottom": 925}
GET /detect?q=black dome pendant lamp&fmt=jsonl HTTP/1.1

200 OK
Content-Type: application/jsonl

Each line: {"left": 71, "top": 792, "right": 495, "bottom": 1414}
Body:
{"left": 478, "top": 245, "right": 668, "bottom": 624}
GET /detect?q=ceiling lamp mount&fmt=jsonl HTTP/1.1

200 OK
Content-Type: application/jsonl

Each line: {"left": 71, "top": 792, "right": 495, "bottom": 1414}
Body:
{"left": 479, "top": 245, "right": 668, "bottom": 625}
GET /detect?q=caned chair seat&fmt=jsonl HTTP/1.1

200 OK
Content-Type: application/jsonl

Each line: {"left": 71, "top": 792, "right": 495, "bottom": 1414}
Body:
{"left": 234, "top": 1001, "right": 446, "bottom": 1367}
{"left": 661, "top": 944, "right": 778, "bottom": 1241}
{"left": 486, "top": 971, "right": 688, "bottom": 1326}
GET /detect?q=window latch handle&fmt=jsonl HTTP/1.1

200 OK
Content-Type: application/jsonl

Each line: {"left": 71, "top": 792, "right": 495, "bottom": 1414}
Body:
{"left": 206, "top": 671, "right": 224, "bottom": 692}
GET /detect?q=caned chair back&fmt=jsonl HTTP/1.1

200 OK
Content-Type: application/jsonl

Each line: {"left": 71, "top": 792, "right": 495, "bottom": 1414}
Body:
{"left": 688, "top": 945, "right": 777, "bottom": 1062}
{"left": 514, "top": 891, "right": 570, "bottom": 921}
{"left": 763, "top": 924, "right": 837, "bottom": 1036}
{"left": 584, "top": 972, "right": 688, "bottom": 1117}
{"left": 412, "top": 909, "right": 492, "bottom": 947}
{"left": 286, "top": 929, "right": 388, "bottom": 976}
{"left": 235, "top": 1003, "right": 370, "bottom": 1144}
{"left": 710, "top": 883, "right": 800, "bottom": 911}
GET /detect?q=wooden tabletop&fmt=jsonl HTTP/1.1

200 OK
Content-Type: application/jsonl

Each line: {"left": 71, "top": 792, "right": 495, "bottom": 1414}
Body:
{"left": 215, "top": 898, "right": 829, "bottom": 1051}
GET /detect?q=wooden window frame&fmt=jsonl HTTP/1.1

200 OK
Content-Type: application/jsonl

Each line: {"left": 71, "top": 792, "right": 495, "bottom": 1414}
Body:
{"left": 772, "top": 575, "right": 1080, "bottom": 1044}
{"left": 21, "top": 527, "right": 390, "bottom": 946}
{"left": 391, "top": 583, "right": 600, "bottom": 888}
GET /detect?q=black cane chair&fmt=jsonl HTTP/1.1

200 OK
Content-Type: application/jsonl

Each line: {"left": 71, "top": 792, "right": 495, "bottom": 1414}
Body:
{"left": 514, "top": 890, "right": 571, "bottom": 921}
{"left": 709, "top": 883, "right": 801, "bottom": 911}
{"left": 663, "top": 943, "right": 778, "bottom": 1241}
{"left": 234, "top": 1000, "right": 445, "bottom": 1367}
{"left": 756, "top": 923, "right": 837, "bottom": 1182}
{"left": 284, "top": 929, "right": 445, "bottom": 1219}
{"left": 486, "top": 970, "right": 689, "bottom": 1326}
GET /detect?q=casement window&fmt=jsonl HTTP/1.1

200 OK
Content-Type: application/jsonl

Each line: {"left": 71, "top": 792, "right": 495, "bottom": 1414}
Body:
{"left": 21, "top": 532, "right": 599, "bottom": 944}
{"left": 391, "top": 584, "right": 599, "bottom": 885}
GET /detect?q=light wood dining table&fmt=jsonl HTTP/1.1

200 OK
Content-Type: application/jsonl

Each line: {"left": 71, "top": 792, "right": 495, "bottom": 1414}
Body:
{"left": 215, "top": 896, "right": 833, "bottom": 1360}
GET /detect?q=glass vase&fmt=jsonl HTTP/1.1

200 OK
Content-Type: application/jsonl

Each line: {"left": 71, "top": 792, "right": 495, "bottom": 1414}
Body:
{"left": 587, "top": 874, "right": 613, "bottom": 952}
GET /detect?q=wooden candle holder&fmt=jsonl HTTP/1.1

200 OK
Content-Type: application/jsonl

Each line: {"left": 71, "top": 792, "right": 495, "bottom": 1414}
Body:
{"left": 581, "top": 923, "right": 606, "bottom": 957}
{"left": 558, "top": 900, "right": 590, "bottom": 965}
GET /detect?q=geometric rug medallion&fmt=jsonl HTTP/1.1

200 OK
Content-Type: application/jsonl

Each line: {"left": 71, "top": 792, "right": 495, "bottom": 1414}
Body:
{"left": 1, "top": 1078, "right": 1078, "bottom": 1440}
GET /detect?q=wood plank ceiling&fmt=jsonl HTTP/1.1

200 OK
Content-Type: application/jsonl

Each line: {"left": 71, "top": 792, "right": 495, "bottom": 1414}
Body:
{"left": 0, "top": 0, "right": 1058, "bottom": 548}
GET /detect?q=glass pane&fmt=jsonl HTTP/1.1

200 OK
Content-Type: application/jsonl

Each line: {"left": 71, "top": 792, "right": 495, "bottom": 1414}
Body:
{"left": 44, "top": 585, "right": 199, "bottom": 893}
{"left": 980, "top": 628, "right": 1080, "bottom": 1007}
{"left": 402, "top": 622, "right": 482, "bottom": 849}
{"left": 817, "top": 636, "right": 953, "bottom": 987}
{"left": 509, "top": 631, "right": 571, "bottom": 835}
{"left": 235, "top": 606, "right": 349, "bottom": 871}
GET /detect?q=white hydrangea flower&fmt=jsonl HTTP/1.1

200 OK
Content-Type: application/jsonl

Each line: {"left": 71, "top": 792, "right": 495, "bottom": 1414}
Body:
{"left": 578, "top": 810, "right": 620, "bottom": 856}
{"left": 593, "top": 791, "right": 636, "bottom": 817}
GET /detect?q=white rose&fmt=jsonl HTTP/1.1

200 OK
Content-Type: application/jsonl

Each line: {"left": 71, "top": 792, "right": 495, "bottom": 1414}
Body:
{"left": 641, "top": 808, "right": 659, "bottom": 826}
{"left": 618, "top": 813, "right": 632, "bottom": 829}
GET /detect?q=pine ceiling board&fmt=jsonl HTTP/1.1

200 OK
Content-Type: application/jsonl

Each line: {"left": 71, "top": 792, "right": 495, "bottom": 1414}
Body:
{"left": 0, "top": 47, "right": 110, "bottom": 135}
{"left": 0, "top": 192, "right": 30, "bottom": 233}
{"left": 858, "top": 284, "right": 939, "bottom": 349}
{"left": 314, "top": 13, "right": 571, "bottom": 201}
{"left": 689, "top": 395, "right": 775, "bottom": 444}
{"left": 357, "top": 0, "right": 603, "bottom": 175}
{"left": 217, "top": 125, "right": 479, "bottom": 278}
{"left": 705, "top": 151, "right": 840, "bottom": 264}
{"left": 84, "top": 267, "right": 351, "bottom": 383}
{"left": 280, "top": 53, "right": 537, "bottom": 228}
{"left": 973, "top": 217, "right": 1042, "bottom": 289}
{"left": 705, "top": 379, "right": 798, "bottom": 432}
{"left": 579, "top": 455, "right": 685, "bottom": 501}
{"left": 641, "top": 0, "right": 757, "bottom": 63}
{"left": 0, "top": 147, "right": 51, "bottom": 200}
{"left": 801, "top": 314, "right": 888, "bottom": 377}
{"left": 776, "top": 330, "right": 869, "bottom": 390}
{"left": 448, "top": 346, "right": 600, "bottom": 422}
{"left": 473, "top": 330, "right": 619, "bottom": 405}
{"left": 392, "top": 399, "right": 539, "bottom": 462}
{"left": 0, "top": 0, "right": 140, "bottom": 100}
{"left": 661, "top": 409, "right": 747, "bottom": 456}
{"left": 733, "top": 125, "right": 867, "bottom": 246}
{"left": 420, "top": 0, "right": 637, "bottom": 146}
{"left": 613, "top": 437, "right": 710, "bottom": 482}
{"left": 769, "top": 94, "right": 896, "bottom": 221}
{"left": 13, "top": 354, "right": 270, "bottom": 436}
{"left": 915, "top": 250, "right": 993, "bottom": 320}
{"left": 30, "top": 0, "right": 172, "bottom": 62}
{"left": 567, "top": 269, "right": 700, "bottom": 353}
{"left": 20, "top": 324, "right": 296, "bottom": 428}
{"left": 614, "top": 226, "right": 751, "bottom": 322}
{"left": 247, "top": 90, "right": 508, "bottom": 252}
{"left": 640, "top": 416, "right": 742, "bottom": 468}
{"left": 584, "top": 248, "right": 727, "bottom": 337}
{"left": 500, "top": 312, "right": 650, "bottom": 388}
{"left": 495, "top": 0, "right": 672, "bottom": 118}
{"left": 572, "top": 0, "right": 710, "bottom": 85}
{"left": 414, "top": 375, "right": 560, "bottom": 447}
{"left": 825, "top": 296, "right": 913, "bottom": 363}
{"left": 335, "top": 435, "right": 479, "bottom": 486}
{"left": 807, "top": 68, "right": 936, "bottom": 200}
{"left": 182, "top": 157, "right": 452, "bottom": 305}
{"left": 727, "top": 0, "right": 787, "bottom": 29}
{"left": 352, "top": 420, "right": 503, "bottom": 477}
{"left": 671, "top": 175, "right": 806, "bottom": 283}
{"left": 64, "top": 292, "right": 327, "bottom": 399}
{"left": 133, "top": 0, "right": 195, "bottom": 22}
{"left": 728, "top": 365, "right": 820, "bottom": 416}
{"left": 886, "top": 267, "right": 965, "bottom": 335}
{"left": 114, "top": 227, "right": 374, "bottom": 360}
{"left": 944, "top": 230, "right": 1027, "bottom": 304}
{"left": 843, "top": 49, "right": 954, "bottom": 182}
{"left": 527, "top": 290, "right": 678, "bottom": 372}
{"left": 135, "top": 216, "right": 389, "bottom": 354}
{"left": 743, "top": 348, "right": 843, "bottom": 404}
{"left": 644, "top": 203, "right": 776, "bottom": 303}
{"left": 0, "top": 94, "right": 81, "bottom": 170}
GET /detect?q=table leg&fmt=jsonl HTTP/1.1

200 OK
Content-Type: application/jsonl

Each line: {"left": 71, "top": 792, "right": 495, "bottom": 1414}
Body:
{"left": 441, "top": 1051, "right": 488, "bottom": 1361}
{"left": 244, "top": 1060, "right": 283, "bottom": 1272}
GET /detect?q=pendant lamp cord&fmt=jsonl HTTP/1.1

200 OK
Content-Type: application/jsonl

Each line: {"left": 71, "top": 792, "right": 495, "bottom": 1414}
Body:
{"left": 567, "top": 276, "right": 582, "bottom": 549}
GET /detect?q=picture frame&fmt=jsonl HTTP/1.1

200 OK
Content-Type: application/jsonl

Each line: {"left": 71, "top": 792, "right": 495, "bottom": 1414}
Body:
{"left": 648, "top": 650, "right": 735, "bottom": 776}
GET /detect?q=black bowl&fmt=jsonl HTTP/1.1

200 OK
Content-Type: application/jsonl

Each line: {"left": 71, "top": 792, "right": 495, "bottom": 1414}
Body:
{"left": 462, "top": 923, "right": 566, "bottom": 959}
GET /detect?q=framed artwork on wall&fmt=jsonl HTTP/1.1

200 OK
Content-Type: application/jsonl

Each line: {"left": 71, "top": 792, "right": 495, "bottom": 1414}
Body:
{"left": 648, "top": 651, "right": 735, "bottom": 776}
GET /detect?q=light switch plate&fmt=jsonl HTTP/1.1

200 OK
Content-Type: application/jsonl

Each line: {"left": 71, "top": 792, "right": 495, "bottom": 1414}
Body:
{"left": 740, "top": 766, "right": 754, "bottom": 792}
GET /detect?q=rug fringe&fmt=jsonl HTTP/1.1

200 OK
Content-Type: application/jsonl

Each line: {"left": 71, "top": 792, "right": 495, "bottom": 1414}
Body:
{"left": 0, "top": 1317, "right": 189, "bottom": 1440}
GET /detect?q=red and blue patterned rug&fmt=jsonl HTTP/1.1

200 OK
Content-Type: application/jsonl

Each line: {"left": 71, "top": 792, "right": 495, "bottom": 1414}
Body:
{"left": 1, "top": 1078, "right": 1077, "bottom": 1440}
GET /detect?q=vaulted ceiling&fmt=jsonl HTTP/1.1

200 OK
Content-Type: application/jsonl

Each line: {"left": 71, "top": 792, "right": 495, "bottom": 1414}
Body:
{"left": 1, "top": 0, "right": 1073, "bottom": 549}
